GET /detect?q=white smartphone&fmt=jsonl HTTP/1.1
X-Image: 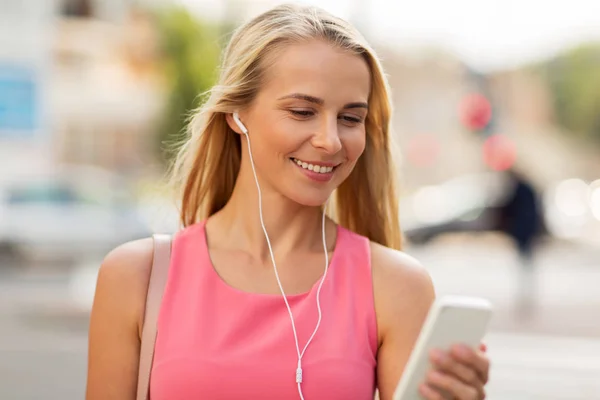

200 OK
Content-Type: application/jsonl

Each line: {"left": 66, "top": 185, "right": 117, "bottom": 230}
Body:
{"left": 392, "top": 295, "right": 493, "bottom": 400}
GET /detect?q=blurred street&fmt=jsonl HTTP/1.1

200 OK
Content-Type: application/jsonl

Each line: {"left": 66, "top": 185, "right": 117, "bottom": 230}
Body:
{"left": 1, "top": 236, "right": 599, "bottom": 399}
{"left": 2, "top": 1, "right": 600, "bottom": 399}
{"left": 410, "top": 236, "right": 600, "bottom": 399}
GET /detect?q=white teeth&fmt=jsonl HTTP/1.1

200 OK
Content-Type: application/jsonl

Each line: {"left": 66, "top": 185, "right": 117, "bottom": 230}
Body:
{"left": 292, "top": 158, "right": 335, "bottom": 174}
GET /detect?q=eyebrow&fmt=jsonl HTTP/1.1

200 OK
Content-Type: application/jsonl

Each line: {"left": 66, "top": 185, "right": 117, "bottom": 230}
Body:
{"left": 277, "top": 93, "right": 368, "bottom": 110}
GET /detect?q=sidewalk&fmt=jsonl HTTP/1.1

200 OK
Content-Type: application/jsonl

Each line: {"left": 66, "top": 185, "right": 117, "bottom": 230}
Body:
{"left": 485, "top": 332, "right": 600, "bottom": 399}
{"left": 407, "top": 236, "right": 600, "bottom": 337}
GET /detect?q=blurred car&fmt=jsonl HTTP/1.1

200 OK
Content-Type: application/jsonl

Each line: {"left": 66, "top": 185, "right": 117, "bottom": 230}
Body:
{"left": 0, "top": 173, "right": 152, "bottom": 265}
{"left": 400, "top": 172, "right": 515, "bottom": 244}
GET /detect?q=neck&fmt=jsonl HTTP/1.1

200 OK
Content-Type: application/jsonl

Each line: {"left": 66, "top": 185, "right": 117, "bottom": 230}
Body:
{"left": 208, "top": 167, "right": 330, "bottom": 262}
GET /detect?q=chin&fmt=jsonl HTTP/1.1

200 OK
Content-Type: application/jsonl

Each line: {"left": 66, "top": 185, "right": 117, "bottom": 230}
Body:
{"left": 286, "top": 188, "right": 335, "bottom": 207}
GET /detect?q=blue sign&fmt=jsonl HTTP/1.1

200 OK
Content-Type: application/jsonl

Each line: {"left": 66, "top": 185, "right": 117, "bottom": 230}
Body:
{"left": 0, "top": 64, "right": 39, "bottom": 136}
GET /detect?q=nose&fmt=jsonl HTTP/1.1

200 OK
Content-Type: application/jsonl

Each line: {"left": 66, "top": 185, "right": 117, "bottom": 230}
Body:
{"left": 311, "top": 117, "right": 342, "bottom": 154}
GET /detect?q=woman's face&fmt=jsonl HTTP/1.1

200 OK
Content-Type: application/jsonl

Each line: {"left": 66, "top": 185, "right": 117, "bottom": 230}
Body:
{"left": 227, "top": 39, "right": 371, "bottom": 207}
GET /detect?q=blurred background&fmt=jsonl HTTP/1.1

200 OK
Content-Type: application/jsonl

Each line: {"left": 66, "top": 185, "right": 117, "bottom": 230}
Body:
{"left": 1, "top": 0, "right": 599, "bottom": 399}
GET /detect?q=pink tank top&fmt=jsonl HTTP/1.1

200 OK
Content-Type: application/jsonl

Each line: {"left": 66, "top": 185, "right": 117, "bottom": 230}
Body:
{"left": 150, "top": 221, "right": 378, "bottom": 399}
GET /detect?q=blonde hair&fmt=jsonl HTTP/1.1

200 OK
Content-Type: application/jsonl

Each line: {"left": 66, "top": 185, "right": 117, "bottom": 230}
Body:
{"left": 169, "top": 4, "right": 402, "bottom": 249}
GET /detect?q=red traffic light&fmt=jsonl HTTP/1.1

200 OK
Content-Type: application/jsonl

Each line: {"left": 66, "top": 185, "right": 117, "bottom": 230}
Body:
{"left": 459, "top": 93, "right": 492, "bottom": 131}
{"left": 482, "top": 134, "right": 516, "bottom": 171}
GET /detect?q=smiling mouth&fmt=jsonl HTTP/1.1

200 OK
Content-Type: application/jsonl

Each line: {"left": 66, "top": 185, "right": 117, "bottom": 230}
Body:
{"left": 290, "top": 158, "right": 339, "bottom": 174}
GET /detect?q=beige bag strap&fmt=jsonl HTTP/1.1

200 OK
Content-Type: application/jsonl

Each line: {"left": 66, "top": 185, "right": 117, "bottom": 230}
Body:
{"left": 136, "top": 234, "right": 172, "bottom": 400}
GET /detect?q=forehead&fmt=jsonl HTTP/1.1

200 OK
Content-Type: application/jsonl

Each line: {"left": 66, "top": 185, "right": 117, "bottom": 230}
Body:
{"left": 258, "top": 40, "right": 371, "bottom": 103}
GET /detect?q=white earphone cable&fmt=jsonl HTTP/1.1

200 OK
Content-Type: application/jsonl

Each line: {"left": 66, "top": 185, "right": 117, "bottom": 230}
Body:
{"left": 241, "top": 127, "right": 329, "bottom": 400}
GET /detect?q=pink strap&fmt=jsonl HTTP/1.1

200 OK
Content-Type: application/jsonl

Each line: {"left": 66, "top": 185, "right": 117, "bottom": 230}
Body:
{"left": 136, "top": 234, "right": 172, "bottom": 400}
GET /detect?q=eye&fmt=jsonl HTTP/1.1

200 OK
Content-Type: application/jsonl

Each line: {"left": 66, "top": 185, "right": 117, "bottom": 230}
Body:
{"left": 339, "top": 115, "right": 364, "bottom": 125}
{"left": 289, "top": 110, "right": 315, "bottom": 118}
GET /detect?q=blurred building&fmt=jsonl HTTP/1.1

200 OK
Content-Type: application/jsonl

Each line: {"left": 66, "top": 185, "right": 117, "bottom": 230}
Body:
{"left": 53, "top": 2, "right": 165, "bottom": 179}
{"left": 0, "top": 0, "right": 55, "bottom": 182}
{"left": 0, "top": 0, "right": 166, "bottom": 186}
{"left": 489, "top": 69, "right": 600, "bottom": 186}
{"left": 377, "top": 47, "right": 484, "bottom": 193}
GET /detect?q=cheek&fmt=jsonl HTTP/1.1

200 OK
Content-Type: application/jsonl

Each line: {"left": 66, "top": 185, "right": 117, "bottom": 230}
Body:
{"left": 251, "top": 129, "right": 290, "bottom": 160}
{"left": 343, "top": 130, "right": 366, "bottom": 161}
{"left": 256, "top": 118, "right": 305, "bottom": 157}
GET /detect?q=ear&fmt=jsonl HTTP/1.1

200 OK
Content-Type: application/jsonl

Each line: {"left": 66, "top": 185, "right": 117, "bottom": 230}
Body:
{"left": 225, "top": 113, "right": 246, "bottom": 135}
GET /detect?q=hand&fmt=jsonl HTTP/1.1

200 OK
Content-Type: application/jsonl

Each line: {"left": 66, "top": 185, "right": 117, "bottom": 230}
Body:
{"left": 419, "top": 343, "right": 489, "bottom": 400}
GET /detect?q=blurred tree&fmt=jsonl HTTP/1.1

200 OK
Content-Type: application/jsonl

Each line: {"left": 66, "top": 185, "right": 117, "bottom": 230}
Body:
{"left": 538, "top": 43, "right": 600, "bottom": 145}
{"left": 155, "top": 7, "right": 224, "bottom": 163}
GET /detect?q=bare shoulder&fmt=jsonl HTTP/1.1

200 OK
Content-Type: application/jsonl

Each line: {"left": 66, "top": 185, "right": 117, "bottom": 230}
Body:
{"left": 86, "top": 238, "right": 154, "bottom": 399}
{"left": 99, "top": 238, "right": 154, "bottom": 281}
{"left": 369, "top": 241, "right": 436, "bottom": 342}
{"left": 370, "top": 242, "right": 436, "bottom": 399}
{"left": 94, "top": 238, "right": 155, "bottom": 335}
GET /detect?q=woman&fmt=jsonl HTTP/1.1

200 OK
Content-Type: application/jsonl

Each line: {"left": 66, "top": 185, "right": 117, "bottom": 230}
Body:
{"left": 86, "top": 4, "right": 490, "bottom": 400}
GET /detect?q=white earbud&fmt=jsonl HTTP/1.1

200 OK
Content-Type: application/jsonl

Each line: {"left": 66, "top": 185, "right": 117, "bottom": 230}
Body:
{"left": 232, "top": 112, "right": 248, "bottom": 135}
{"left": 232, "top": 110, "right": 329, "bottom": 400}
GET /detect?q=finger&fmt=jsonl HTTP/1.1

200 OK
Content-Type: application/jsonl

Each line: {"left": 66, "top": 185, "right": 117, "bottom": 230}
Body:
{"left": 419, "top": 383, "right": 452, "bottom": 400}
{"left": 426, "top": 370, "right": 480, "bottom": 400}
{"left": 451, "top": 344, "right": 490, "bottom": 384}
{"left": 430, "top": 349, "right": 482, "bottom": 386}
{"left": 479, "top": 342, "right": 487, "bottom": 353}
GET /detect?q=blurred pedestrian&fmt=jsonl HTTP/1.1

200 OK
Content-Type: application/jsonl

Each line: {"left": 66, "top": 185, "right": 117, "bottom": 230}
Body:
{"left": 498, "top": 168, "right": 543, "bottom": 318}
